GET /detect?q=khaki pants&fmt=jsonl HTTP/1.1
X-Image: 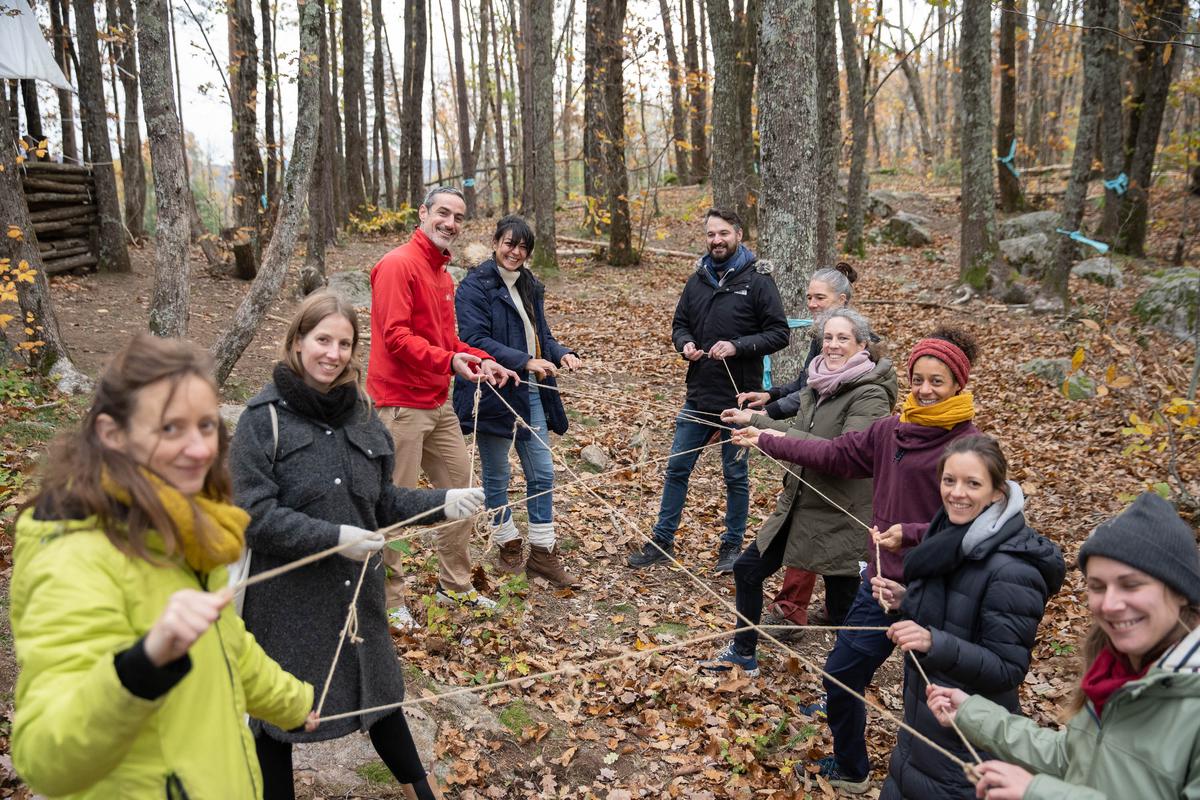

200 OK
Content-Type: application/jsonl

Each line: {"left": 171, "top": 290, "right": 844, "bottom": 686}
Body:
{"left": 380, "top": 403, "right": 475, "bottom": 602}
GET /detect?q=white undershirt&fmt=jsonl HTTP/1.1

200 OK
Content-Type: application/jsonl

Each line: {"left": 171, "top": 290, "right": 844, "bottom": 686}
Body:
{"left": 499, "top": 267, "right": 537, "bottom": 358}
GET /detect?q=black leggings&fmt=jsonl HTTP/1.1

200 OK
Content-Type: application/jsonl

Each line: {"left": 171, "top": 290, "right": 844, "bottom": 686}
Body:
{"left": 256, "top": 709, "right": 434, "bottom": 800}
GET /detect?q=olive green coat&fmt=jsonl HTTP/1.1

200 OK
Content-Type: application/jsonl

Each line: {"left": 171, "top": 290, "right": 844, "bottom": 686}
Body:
{"left": 752, "top": 358, "right": 897, "bottom": 574}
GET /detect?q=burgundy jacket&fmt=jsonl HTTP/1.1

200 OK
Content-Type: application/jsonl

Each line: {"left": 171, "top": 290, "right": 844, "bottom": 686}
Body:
{"left": 757, "top": 414, "right": 980, "bottom": 581}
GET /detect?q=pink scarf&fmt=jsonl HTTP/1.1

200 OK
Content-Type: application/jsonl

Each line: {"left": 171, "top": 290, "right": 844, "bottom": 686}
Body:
{"left": 806, "top": 350, "right": 875, "bottom": 397}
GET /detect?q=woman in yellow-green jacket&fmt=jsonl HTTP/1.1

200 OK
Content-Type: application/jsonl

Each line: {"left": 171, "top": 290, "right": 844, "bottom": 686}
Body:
{"left": 10, "top": 335, "right": 315, "bottom": 799}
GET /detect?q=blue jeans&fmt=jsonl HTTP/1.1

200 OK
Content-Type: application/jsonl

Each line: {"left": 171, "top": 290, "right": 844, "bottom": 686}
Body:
{"left": 476, "top": 385, "right": 554, "bottom": 525}
{"left": 651, "top": 404, "right": 748, "bottom": 548}
{"left": 823, "top": 577, "right": 896, "bottom": 778}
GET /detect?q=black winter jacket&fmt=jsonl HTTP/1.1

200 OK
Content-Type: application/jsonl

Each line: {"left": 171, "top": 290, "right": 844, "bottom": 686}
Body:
{"left": 671, "top": 245, "right": 789, "bottom": 412}
{"left": 881, "top": 489, "right": 1065, "bottom": 800}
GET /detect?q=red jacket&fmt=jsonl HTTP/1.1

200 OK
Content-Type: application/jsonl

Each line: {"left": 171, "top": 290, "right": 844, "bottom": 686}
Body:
{"left": 366, "top": 229, "right": 490, "bottom": 408}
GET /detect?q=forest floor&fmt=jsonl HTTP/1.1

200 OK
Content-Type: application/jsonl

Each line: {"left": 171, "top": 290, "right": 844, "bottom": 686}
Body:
{"left": 0, "top": 178, "right": 1197, "bottom": 799}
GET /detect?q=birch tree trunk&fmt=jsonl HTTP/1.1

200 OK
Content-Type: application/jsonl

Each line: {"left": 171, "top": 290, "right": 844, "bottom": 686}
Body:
{"left": 997, "top": 0, "right": 1023, "bottom": 211}
{"left": 213, "top": 0, "right": 323, "bottom": 386}
{"left": 759, "top": 0, "right": 816, "bottom": 379}
{"left": 71, "top": 0, "right": 130, "bottom": 273}
{"left": 814, "top": 0, "right": 839, "bottom": 267}
{"left": 529, "top": 0, "right": 558, "bottom": 272}
{"left": 838, "top": 0, "right": 868, "bottom": 256}
{"left": 139, "top": 0, "right": 192, "bottom": 337}
{"left": 958, "top": 0, "right": 1000, "bottom": 292}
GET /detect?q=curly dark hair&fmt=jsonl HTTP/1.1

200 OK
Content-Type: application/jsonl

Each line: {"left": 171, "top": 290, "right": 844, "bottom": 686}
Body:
{"left": 927, "top": 325, "right": 979, "bottom": 365}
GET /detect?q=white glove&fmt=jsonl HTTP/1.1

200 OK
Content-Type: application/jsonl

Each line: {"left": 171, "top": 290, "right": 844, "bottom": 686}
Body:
{"left": 444, "top": 488, "right": 485, "bottom": 520}
{"left": 338, "top": 524, "right": 384, "bottom": 561}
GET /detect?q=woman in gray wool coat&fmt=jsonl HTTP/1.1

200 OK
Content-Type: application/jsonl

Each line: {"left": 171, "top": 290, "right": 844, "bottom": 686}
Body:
{"left": 230, "top": 290, "right": 484, "bottom": 800}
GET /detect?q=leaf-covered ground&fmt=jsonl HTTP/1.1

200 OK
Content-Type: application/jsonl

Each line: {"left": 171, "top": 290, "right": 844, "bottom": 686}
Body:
{"left": 0, "top": 181, "right": 1196, "bottom": 798}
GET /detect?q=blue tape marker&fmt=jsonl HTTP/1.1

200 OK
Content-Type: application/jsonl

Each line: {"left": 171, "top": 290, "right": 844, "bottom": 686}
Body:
{"left": 762, "top": 319, "right": 815, "bottom": 389}
{"left": 1055, "top": 227, "right": 1110, "bottom": 255}
{"left": 1103, "top": 172, "right": 1128, "bottom": 196}
{"left": 997, "top": 138, "right": 1020, "bottom": 178}
{"left": 463, "top": 178, "right": 476, "bottom": 188}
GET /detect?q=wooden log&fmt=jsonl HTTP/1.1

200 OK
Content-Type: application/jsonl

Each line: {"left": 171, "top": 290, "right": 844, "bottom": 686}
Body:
{"left": 29, "top": 205, "right": 96, "bottom": 223}
{"left": 231, "top": 239, "right": 258, "bottom": 280}
{"left": 33, "top": 220, "right": 96, "bottom": 236}
{"left": 38, "top": 238, "right": 90, "bottom": 253}
{"left": 555, "top": 234, "right": 698, "bottom": 260}
{"left": 21, "top": 170, "right": 93, "bottom": 185}
{"left": 21, "top": 161, "right": 92, "bottom": 176}
{"left": 22, "top": 177, "right": 94, "bottom": 193}
{"left": 41, "top": 244, "right": 92, "bottom": 260}
{"left": 25, "top": 192, "right": 93, "bottom": 204}
{"left": 43, "top": 253, "right": 99, "bottom": 273}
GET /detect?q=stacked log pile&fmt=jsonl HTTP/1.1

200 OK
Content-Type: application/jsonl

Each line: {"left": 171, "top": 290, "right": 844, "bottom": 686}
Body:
{"left": 21, "top": 161, "right": 101, "bottom": 274}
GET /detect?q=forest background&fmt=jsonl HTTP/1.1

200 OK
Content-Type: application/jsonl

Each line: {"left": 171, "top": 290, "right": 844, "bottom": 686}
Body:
{"left": 0, "top": 0, "right": 1198, "bottom": 796}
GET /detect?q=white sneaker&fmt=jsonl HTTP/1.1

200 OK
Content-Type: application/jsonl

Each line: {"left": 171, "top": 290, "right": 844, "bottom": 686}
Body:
{"left": 387, "top": 605, "right": 421, "bottom": 631}
{"left": 435, "top": 584, "right": 498, "bottom": 611}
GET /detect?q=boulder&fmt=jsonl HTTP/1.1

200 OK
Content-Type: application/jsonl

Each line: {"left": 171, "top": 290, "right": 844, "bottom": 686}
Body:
{"left": 998, "top": 210, "right": 1059, "bottom": 240}
{"left": 882, "top": 212, "right": 932, "bottom": 246}
{"left": 327, "top": 269, "right": 372, "bottom": 307}
{"left": 580, "top": 444, "right": 612, "bottom": 472}
{"left": 999, "top": 232, "right": 1052, "bottom": 276}
{"left": 219, "top": 404, "right": 246, "bottom": 428}
{"left": 1071, "top": 256, "right": 1123, "bottom": 288}
{"left": 1021, "top": 358, "right": 1072, "bottom": 386}
{"left": 868, "top": 190, "right": 901, "bottom": 219}
{"left": 1063, "top": 374, "right": 1097, "bottom": 400}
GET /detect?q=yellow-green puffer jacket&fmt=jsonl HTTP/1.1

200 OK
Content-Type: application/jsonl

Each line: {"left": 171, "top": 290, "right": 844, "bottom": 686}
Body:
{"left": 10, "top": 509, "right": 314, "bottom": 799}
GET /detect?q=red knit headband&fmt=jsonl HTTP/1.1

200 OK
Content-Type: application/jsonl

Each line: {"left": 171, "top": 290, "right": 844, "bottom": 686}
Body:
{"left": 907, "top": 338, "right": 970, "bottom": 387}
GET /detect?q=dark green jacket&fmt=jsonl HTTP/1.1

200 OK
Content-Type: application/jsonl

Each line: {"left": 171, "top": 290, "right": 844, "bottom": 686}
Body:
{"left": 751, "top": 358, "right": 897, "bottom": 574}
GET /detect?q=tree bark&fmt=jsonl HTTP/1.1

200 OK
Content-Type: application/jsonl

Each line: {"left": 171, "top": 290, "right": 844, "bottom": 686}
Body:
{"left": 997, "top": 0, "right": 1023, "bottom": 211}
{"left": 838, "top": 0, "right": 868, "bottom": 256}
{"left": 70, "top": 0, "right": 130, "bottom": 273}
{"left": 1042, "top": 0, "right": 1107, "bottom": 307}
{"left": 560, "top": 0, "right": 575, "bottom": 199}
{"left": 1096, "top": 0, "right": 1124, "bottom": 241}
{"left": 261, "top": 0, "right": 279, "bottom": 217}
{"left": 329, "top": 7, "right": 348, "bottom": 222}
{"left": 304, "top": 0, "right": 332, "bottom": 289}
{"left": 450, "top": 0, "right": 479, "bottom": 215}
{"left": 897, "top": 51, "right": 934, "bottom": 171}
{"left": 213, "top": 0, "right": 323, "bottom": 386}
{"left": 582, "top": 0, "right": 606, "bottom": 231}
{"left": 341, "top": 0, "right": 368, "bottom": 214}
{"left": 489, "top": 3, "right": 510, "bottom": 213}
{"left": 516, "top": 0, "right": 533, "bottom": 212}
{"left": 528, "top": 0, "right": 558, "bottom": 272}
{"left": 759, "top": 0, "right": 816, "bottom": 379}
{"left": 706, "top": 0, "right": 754, "bottom": 224}
{"left": 958, "top": 0, "right": 999, "bottom": 292}
{"left": 20, "top": 80, "right": 43, "bottom": 143}
{"left": 111, "top": 0, "right": 145, "bottom": 241}
{"left": 399, "top": 0, "right": 427, "bottom": 206}
{"left": 659, "top": 0, "right": 691, "bottom": 185}
{"left": 139, "top": 0, "right": 192, "bottom": 337}
{"left": 600, "top": 0, "right": 634, "bottom": 265}
{"left": 684, "top": 0, "right": 708, "bottom": 183}
{"left": 228, "top": 0, "right": 262, "bottom": 269}
{"left": 48, "top": 0, "right": 78, "bottom": 164}
{"left": 371, "top": 0, "right": 394, "bottom": 209}
{"left": 814, "top": 0, "right": 839, "bottom": 268}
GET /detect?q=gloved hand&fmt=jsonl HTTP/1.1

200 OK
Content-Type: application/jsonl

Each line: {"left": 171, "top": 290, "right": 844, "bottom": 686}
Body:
{"left": 444, "top": 487, "right": 485, "bottom": 520}
{"left": 338, "top": 524, "right": 384, "bottom": 561}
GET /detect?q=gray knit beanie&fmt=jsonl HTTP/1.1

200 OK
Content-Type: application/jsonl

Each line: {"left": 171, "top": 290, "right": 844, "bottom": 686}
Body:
{"left": 1078, "top": 492, "right": 1200, "bottom": 605}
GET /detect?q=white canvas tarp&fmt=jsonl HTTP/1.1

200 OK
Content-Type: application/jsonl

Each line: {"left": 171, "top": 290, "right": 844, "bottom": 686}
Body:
{"left": 0, "top": 3, "right": 72, "bottom": 91}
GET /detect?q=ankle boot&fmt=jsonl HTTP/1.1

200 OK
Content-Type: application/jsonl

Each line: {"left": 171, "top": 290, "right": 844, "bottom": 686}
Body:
{"left": 493, "top": 540, "right": 524, "bottom": 575}
{"left": 526, "top": 545, "right": 579, "bottom": 588}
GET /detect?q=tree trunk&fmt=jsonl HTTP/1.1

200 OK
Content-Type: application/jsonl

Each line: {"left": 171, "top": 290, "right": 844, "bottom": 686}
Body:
{"left": 1115, "top": 0, "right": 1184, "bottom": 256}
{"left": 734, "top": 0, "right": 761, "bottom": 231}
{"left": 997, "top": 0, "right": 1023, "bottom": 211}
{"left": 138, "top": 0, "right": 192, "bottom": 336}
{"left": 399, "top": 0, "right": 427, "bottom": 206}
{"left": 814, "top": 0, "right": 839, "bottom": 267}
{"left": 329, "top": 7, "right": 348, "bottom": 222}
{"left": 659, "top": 0, "right": 691, "bottom": 185}
{"left": 707, "top": 0, "right": 751, "bottom": 221}
{"left": 516, "top": 0, "right": 533, "bottom": 212}
{"left": 529, "top": 0, "right": 558, "bottom": 272}
{"left": 228, "top": 0, "right": 262, "bottom": 275}
{"left": 212, "top": 0, "right": 323, "bottom": 386}
{"left": 933, "top": 2, "right": 946, "bottom": 161}
{"left": 371, "top": 0, "right": 394, "bottom": 208}
{"left": 341, "top": 0, "right": 368, "bottom": 214}
{"left": 1042, "top": 0, "right": 1107, "bottom": 308}
{"left": 582, "top": 0, "right": 606, "bottom": 231}
{"left": 560, "top": 0, "right": 575, "bottom": 199}
{"left": 0, "top": 99, "right": 75, "bottom": 375}
{"left": 898, "top": 52, "right": 934, "bottom": 171}
{"left": 261, "top": 0, "right": 279, "bottom": 217}
{"left": 601, "top": 0, "right": 634, "bottom": 265}
{"left": 304, "top": 0, "right": 332, "bottom": 288}
{"left": 1015, "top": 0, "right": 1029, "bottom": 148}
{"left": 48, "top": 0, "right": 78, "bottom": 163}
{"left": 684, "top": 0, "right": 708, "bottom": 183}
{"left": 489, "top": 3, "right": 510, "bottom": 213}
{"left": 20, "top": 79, "right": 43, "bottom": 143}
{"left": 112, "top": 0, "right": 145, "bottom": 241}
{"left": 838, "top": 0, "right": 868, "bottom": 255}
{"left": 450, "top": 0, "right": 479, "bottom": 216}
{"left": 1097, "top": 0, "right": 1124, "bottom": 241}
{"left": 759, "top": 0, "right": 816, "bottom": 379}
{"left": 958, "top": 0, "right": 999, "bottom": 292}
{"left": 71, "top": 0, "right": 130, "bottom": 273}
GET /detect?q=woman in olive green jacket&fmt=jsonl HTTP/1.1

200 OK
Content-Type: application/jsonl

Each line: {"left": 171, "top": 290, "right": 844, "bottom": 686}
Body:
{"left": 927, "top": 492, "right": 1200, "bottom": 800}
{"left": 11, "top": 336, "right": 314, "bottom": 799}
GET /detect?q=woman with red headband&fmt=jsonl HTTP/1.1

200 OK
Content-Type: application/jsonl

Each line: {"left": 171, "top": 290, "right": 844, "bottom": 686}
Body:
{"left": 731, "top": 326, "right": 980, "bottom": 794}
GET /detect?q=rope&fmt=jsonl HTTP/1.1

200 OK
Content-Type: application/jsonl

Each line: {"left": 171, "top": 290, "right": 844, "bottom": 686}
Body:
{"left": 314, "top": 556, "right": 372, "bottom": 717}
{"left": 467, "top": 378, "right": 483, "bottom": 487}
{"left": 906, "top": 650, "right": 985, "bottom": 769}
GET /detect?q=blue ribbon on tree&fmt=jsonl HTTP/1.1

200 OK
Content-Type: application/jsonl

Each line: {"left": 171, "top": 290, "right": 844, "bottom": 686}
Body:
{"left": 463, "top": 178, "right": 476, "bottom": 188}
{"left": 1055, "top": 227, "right": 1110, "bottom": 255}
{"left": 997, "top": 138, "right": 1020, "bottom": 178}
{"left": 1103, "top": 172, "right": 1128, "bottom": 196}
{"left": 762, "top": 318, "right": 814, "bottom": 390}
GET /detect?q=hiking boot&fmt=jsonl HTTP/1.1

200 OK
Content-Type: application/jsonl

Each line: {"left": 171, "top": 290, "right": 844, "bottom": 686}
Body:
{"left": 387, "top": 605, "right": 421, "bottom": 632}
{"left": 697, "top": 642, "right": 760, "bottom": 677}
{"left": 627, "top": 540, "right": 674, "bottom": 569}
{"left": 714, "top": 542, "right": 742, "bottom": 574}
{"left": 761, "top": 609, "right": 805, "bottom": 642}
{"left": 526, "top": 544, "right": 580, "bottom": 588}
{"left": 798, "top": 699, "right": 828, "bottom": 721}
{"left": 493, "top": 540, "right": 525, "bottom": 575}
{"left": 796, "top": 755, "right": 869, "bottom": 794}
{"left": 435, "top": 584, "right": 498, "bottom": 611}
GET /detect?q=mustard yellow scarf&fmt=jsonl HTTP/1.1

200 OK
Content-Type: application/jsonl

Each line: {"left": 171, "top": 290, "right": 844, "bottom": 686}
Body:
{"left": 102, "top": 469, "right": 248, "bottom": 573}
{"left": 898, "top": 392, "right": 976, "bottom": 430}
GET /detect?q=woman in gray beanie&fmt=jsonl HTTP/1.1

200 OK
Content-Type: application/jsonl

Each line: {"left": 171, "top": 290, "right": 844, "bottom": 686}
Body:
{"left": 926, "top": 491, "right": 1200, "bottom": 800}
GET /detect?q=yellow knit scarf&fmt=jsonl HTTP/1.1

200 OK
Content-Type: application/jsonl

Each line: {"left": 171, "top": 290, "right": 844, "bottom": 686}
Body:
{"left": 102, "top": 468, "right": 248, "bottom": 573}
{"left": 898, "top": 392, "right": 976, "bottom": 429}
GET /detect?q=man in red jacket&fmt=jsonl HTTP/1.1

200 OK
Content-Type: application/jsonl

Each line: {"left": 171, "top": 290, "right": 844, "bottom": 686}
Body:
{"left": 368, "top": 186, "right": 516, "bottom": 624}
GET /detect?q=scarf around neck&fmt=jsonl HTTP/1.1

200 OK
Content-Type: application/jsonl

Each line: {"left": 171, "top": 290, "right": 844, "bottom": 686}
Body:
{"left": 102, "top": 468, "right": 247, "bottom": 573}
{"left": 1081, "top": 645, "right": 1150, "bottom": 718}
{"left": 899, "top": 391, "right": 976, "bottom": 429}
{"left": 272, "top": 362, "right": 360, "bottom": 427}
{"left": 806, "top": 351, "right": 875, "bottom": 398}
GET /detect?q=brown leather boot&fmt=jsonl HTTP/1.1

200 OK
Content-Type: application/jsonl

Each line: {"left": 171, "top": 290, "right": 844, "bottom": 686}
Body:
{"left": 494, "top": 540, "right": 524, "bottom": 575}
{"left": 525, "top": 545, "right": 580, "bottom": 588}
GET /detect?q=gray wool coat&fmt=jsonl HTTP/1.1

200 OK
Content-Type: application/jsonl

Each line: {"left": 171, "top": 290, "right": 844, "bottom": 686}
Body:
{"left": 751, "top": 358, "right": 898, "bottom": 574}
{"left": 230, "top": 382, "right": 447, "bottom": 743}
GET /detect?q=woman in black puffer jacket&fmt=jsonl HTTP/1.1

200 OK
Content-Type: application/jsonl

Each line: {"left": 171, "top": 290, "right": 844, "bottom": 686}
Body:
{"left": 873, "top": 435, "right": 1065, "bottom": 800}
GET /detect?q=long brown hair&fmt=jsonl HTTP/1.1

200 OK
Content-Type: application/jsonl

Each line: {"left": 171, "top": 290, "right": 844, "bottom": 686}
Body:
{"left": 280, "top": 290, "right": 364, "bottom": 393}
{"left": 27, "top": 335, "right": 230, "bottom": 563}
